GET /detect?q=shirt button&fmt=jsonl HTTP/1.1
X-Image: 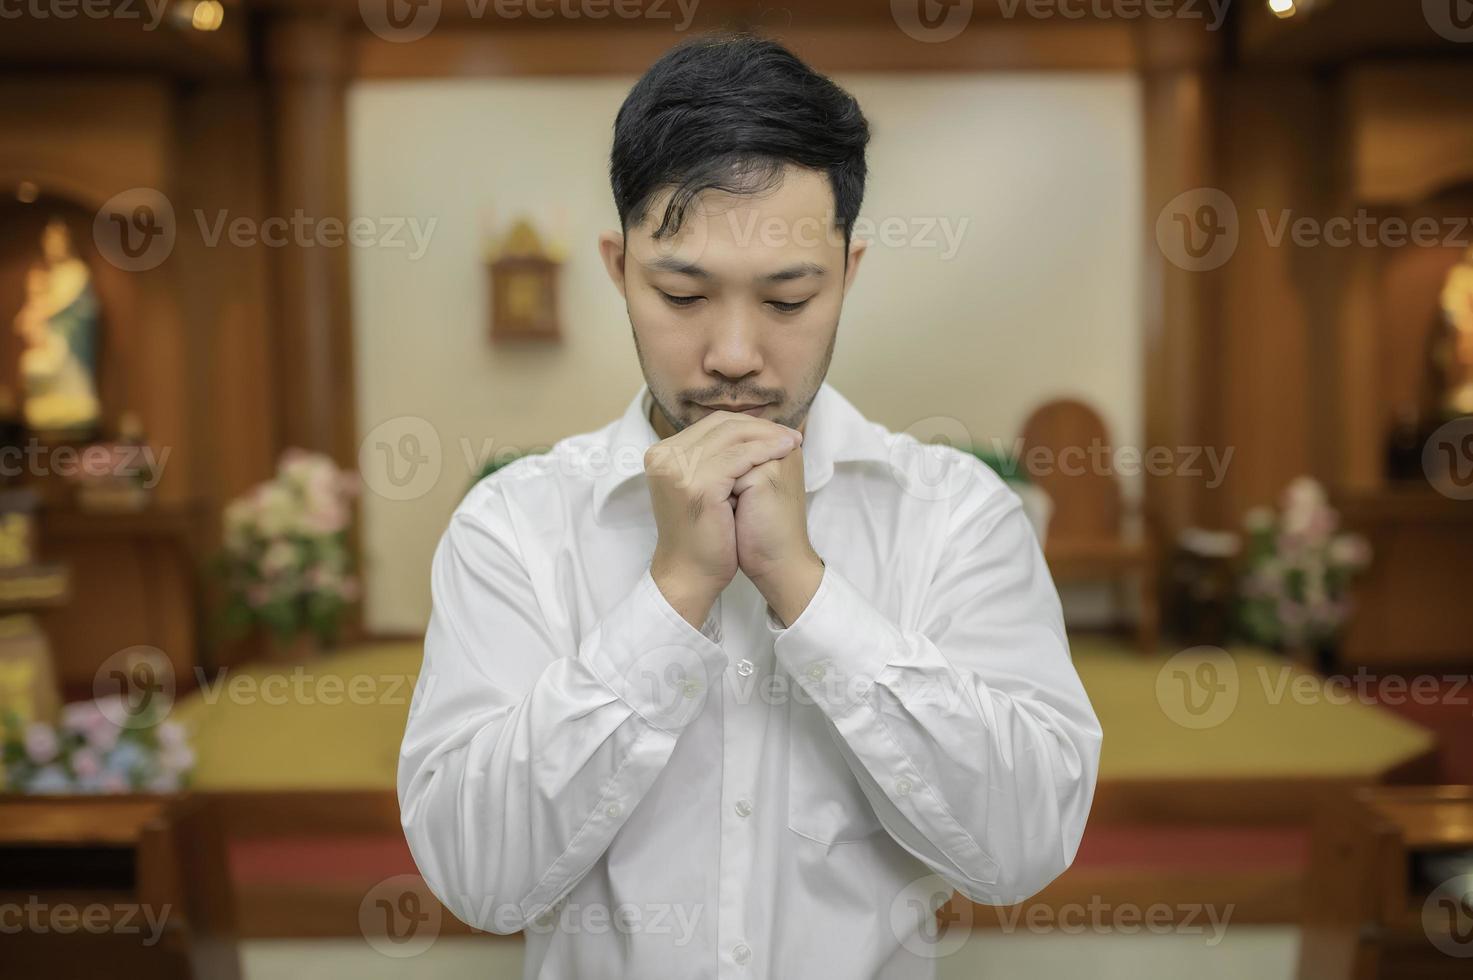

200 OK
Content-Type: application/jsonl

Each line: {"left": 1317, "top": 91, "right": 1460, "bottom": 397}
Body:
{"left": 681, "top": 680, "right": 702, "bottom": 699}
{"left": 735, "top": 659, "right": 754, "bottom": 677}
{"left": 606, "top": 801, "right": 622, "bottom": 817}
{"left": 806, "top": 663, "right": 827, "bottom": 681}
{"left": 732, "top": 943, "right": 752, "bottom": 965}
{"left": 734, "top": 798, "right": 753, "bottom": 817}
{"left": 895, "top": 777, "right": 912, "bottom": 797}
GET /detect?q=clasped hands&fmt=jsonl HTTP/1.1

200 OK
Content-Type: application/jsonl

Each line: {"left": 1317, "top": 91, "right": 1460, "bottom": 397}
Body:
{"left": 645, "top": 410, "right": 824, "bottom": 630}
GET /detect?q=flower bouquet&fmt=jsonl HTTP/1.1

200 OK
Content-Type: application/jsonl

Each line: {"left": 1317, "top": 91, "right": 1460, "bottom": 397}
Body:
{"left": 1, "top": 696, "right": 193, "bottom": 794}
{"left": 1236, "top": 476, "right": 1372, "bottom": 662}
{"left": 220, "top": 449, "right": 360, "bottom": 657}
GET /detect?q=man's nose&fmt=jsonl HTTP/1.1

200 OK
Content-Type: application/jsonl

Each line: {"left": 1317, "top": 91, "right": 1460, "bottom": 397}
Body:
{"left": 703, "top": 311, "right": 763, "bottom": 381}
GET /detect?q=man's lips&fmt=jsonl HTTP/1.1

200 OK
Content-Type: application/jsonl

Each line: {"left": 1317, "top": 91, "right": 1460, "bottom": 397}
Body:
{"left": 697, "top": 402, "right": 771, "bottom": 416}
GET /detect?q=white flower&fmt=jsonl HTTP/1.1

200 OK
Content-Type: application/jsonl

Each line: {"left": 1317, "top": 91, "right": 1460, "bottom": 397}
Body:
{"left": 223, "top": 497, "right": 258, "bottom": 552}
{"left": 1283, "top": 476, "right": 1326, "bottom": 514}
{"left": 1328, "top": 533, "right": 1372, "bottom": 570}
{"left": 253, "top": 483, "right": 299, "bottom": 538}
{"left": 260, "top": 540, "right": 300, "bottom": 577}
{"left": 1244, "top": 506, "right": 1275, "bottom": 532}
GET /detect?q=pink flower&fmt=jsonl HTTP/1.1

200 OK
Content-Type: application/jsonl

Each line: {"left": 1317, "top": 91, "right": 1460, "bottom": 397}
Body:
{"left": 156, "top": 720, "right": 187, "bottom": 750}
{"left": 147, "top": 770, "right": 183, "bottom": 793}
{"left": 1276, "top": 598, "right": 1307, "bottom": 632}
{"left": 84, "top": 719, "right": 121, "bottom": 753}
{"left": 97, "top": 771, "right": 128, "bottom": 793}
{"left": 72, "top": 748, "right": 102, "bottom": 779}
{"left": 300, "top": 497, "right": 348, "bottom": 535}
{"left": 260, "top": 540, "right": 299, "bottom": 577}
{"left": 61, "top": 699, "right": 105, "bottom": 733}
{"left": 24, "top": 723, "right": 59, "bottom": 765}
{"left": 159, "top": 743, "right": 195, "bottom": 774}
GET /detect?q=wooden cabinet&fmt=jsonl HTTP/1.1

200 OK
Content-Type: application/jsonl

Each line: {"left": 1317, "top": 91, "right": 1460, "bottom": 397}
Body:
{"left": 36, "top": 502, "right": 207, "bottom": 700}
{"left": 0, "top": 794, "right": 240, "bottom": 980}
{"left": 1299, "top": 785, "right": 1473, "bottom": 979}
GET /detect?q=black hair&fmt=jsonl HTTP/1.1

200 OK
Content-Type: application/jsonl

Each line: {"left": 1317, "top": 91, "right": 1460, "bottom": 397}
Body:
{"left": 609, "top": 32, "right": 870, "bottom": 251}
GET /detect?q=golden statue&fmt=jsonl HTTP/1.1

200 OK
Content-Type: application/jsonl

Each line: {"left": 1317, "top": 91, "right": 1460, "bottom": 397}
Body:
{"left": 12, "top": 217, "right": 101, "bottom": 435}
{"left": 1434, "top": 247, "right": 1473, "bottom": 419}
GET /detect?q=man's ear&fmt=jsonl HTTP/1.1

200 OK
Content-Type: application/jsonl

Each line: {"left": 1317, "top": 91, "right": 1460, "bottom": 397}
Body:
{"left": 842, "top": 235, "right": 868, "bottom": 295}
{"left": 598, "top": 229, "right": 628, "bottom": 299}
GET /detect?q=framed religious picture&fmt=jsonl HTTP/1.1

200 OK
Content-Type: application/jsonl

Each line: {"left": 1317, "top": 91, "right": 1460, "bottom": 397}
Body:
{"left": 11, "top": 215, "right": 103, "bottom": 440}
{"left": 488, "top": 218, "right": 563, "bottom": 344}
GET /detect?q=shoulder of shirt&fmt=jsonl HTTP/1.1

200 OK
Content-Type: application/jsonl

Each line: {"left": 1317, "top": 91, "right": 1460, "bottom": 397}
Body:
{"left": 447, "top": 421, "right": 619, "bottom": 536}
{"left": 877, "top": 426, "right": 1025, "bottom": 527}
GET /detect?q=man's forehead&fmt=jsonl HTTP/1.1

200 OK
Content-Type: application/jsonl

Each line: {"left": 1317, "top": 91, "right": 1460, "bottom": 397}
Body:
{"left": 627, "top": 174, "right": 845, "bottom": 276}
{"left": 633, "top": 165, "right": 839, "bottom": 232}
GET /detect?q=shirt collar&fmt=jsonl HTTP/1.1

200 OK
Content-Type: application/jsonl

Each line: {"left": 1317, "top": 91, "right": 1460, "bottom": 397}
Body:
{"left": 591, "top": 381, "right": 890, "bottom": 522}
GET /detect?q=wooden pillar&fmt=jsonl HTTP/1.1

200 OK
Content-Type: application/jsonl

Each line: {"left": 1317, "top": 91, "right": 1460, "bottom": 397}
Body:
{"left": 265, "top": 13, "right": 357, "bottom": 467}
{"left": 1141, "top": 63, "right": 1220, "bottom": 535}
{"left": 264, "top": 12, "right": 365, "bottom": 643}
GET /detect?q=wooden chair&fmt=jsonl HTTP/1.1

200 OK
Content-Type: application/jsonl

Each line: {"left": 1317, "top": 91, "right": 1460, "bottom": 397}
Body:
{"left": 1020, "top": 398, "right": 1159, "bottom": 654}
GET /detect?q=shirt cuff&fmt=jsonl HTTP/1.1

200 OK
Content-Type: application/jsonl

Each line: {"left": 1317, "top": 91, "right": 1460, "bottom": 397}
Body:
{"left": 583, "top": 567, "right": 729, "bottom": 732}
{"left": 767, "top": 564, "right": 895, "bottom": 717}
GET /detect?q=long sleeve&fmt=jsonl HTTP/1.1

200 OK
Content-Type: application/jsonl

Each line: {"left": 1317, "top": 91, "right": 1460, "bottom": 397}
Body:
{"left": 397, "top": 490, "right": 729, "bottom": 933}
{"left": 766, "top": 474, "right": 1102, "bottom": 906}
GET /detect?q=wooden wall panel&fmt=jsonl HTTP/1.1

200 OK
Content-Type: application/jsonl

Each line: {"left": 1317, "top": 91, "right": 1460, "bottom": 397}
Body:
{"left": 1211, "top": 74, "right": 1332, "bottom": 520}
{"left": 173, "top": 84, "right": 280, "bottom": 509}
{"left": 1141, "top": 69, "right": 1217, "bottom": 538}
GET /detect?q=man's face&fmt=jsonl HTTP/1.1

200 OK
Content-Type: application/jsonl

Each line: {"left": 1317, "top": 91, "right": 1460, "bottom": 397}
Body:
{"left": 600, "top": 165, "right": 867, "bottom": 438}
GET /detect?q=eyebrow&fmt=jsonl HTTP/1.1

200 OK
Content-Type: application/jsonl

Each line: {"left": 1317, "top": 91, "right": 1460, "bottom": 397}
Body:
{"left": 645, "top": 257, "right": 827, "bottom": 283}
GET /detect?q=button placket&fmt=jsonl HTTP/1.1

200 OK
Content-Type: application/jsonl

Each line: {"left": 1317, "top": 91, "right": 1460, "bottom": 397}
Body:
{"left": 716, "top": 574, "right": 773, "bottom": 978}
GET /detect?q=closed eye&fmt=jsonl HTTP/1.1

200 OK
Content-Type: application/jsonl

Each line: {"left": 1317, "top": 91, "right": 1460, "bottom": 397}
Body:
{"left": 657, "top": 290, "right": 703, "bottom": 308}
{"left": 768, "top": 299, "right": 811, "bottom": 314}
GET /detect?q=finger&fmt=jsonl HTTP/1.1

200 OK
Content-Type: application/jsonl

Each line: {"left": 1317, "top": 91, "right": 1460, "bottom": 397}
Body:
{"left": 733, "top": 446, "right": 801, "bottom": 496}
{"left": 657, "top": 421, "right": 797, "bottom": 476}
{"left": 698, "top": 436, "right": 799, "bottom": 491}
{"left": 674, "top": 412, "right": 799, "bottom": 455}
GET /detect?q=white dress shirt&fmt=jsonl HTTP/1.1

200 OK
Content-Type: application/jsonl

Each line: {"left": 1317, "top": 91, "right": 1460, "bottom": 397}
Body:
{"left": 398, "top": 382, "right": 1102, "bottom": 980}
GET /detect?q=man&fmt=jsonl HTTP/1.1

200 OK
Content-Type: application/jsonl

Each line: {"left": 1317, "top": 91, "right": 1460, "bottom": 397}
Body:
{"left": 399, "top": 32, "right": 1101, "bottom": 979}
